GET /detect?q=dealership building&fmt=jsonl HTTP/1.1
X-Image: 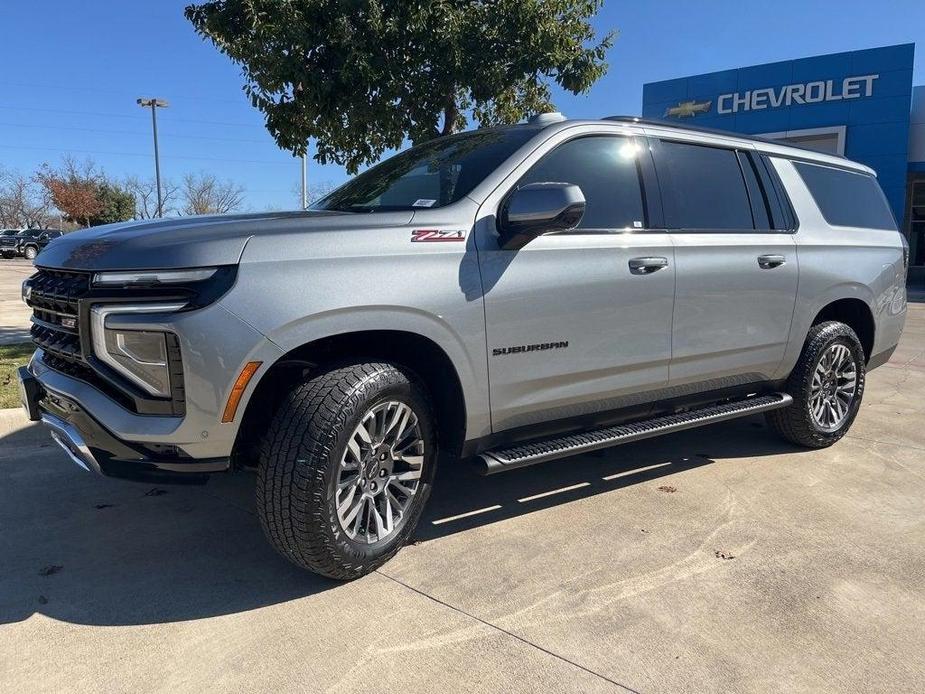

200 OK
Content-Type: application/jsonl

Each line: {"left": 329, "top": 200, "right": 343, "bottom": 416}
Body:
{"left": 642, "top": 43, "right": 925, "bottom": 281}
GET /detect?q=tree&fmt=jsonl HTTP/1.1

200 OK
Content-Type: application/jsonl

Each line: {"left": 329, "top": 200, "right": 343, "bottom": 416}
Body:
{"left": 181, "top": 172, "right": 245, "bottom": 215}
{"left": 124, "top": 176, "right": 179, "bottom": 219}
{"left": 36, "top": 168, "right": 101, "bottom": 228}
{"left": 0, "top": 168, "right": 55, "bottom": 229}
{"left": 91, "top": 182, "right": 136, "bottom": 226}
{"left": 36, "top": 156, "right": 136, "bottom": 227}
{"left": 185, "top": 0, "right": 613, "bottom": 172}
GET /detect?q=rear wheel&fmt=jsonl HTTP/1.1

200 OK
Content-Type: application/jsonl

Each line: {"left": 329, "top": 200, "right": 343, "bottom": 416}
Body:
{"left": 766, "top": 321, "right": 866, "bottom": 448}
{"left": 257, "top": 362, "right": 436, "bottom": 579}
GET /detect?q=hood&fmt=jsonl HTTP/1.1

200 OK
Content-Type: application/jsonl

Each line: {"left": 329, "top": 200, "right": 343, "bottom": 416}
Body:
{"left": 35, "top": 210, "right": 415, "bottom": 271}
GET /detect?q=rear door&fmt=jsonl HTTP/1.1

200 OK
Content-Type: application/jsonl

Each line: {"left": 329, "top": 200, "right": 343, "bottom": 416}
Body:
{"left": 476, "top": 130, "right": 676, "bottom": 432}
{"left": 647, "top": 135, "right": 799, "bottom": 389}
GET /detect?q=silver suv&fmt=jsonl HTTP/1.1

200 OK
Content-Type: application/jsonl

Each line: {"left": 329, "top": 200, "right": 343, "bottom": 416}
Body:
{"left": 18, "top": 114, "right": 908, "bottom": 579}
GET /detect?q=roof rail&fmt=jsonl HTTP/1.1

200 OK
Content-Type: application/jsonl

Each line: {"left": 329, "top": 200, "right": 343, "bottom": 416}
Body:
{"left": 602, "top": 115, "right": 849, "bottom": 159}
{"left": 528, "top": 111, "right": 567, "bottom": 125}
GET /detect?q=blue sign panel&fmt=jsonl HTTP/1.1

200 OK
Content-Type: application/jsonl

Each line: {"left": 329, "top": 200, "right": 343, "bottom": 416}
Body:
{"left": 643, "top": 44, "right": 915, "bottom": 222}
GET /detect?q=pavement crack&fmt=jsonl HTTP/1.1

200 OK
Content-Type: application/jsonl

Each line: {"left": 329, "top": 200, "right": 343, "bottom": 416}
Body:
{"left": 375, "top": 569, "right": 642, "bottom": 694}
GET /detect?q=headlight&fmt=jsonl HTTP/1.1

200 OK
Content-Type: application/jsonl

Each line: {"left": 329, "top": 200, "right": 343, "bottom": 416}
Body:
{"left": 90, "top": 303, "right": 185, "bottom": 397}
{"left": 92, "top": 268, "right": 217, "bottom": 287}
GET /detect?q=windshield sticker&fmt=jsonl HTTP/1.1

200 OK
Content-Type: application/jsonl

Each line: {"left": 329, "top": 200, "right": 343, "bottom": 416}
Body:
{"left": 411, "top": 229, "right": 466, "bottom": 243}
{"left": 412, "top": 199, "right": 437, "bottom": 208}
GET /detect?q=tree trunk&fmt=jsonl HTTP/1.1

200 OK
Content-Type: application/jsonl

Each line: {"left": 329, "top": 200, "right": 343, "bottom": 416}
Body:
{"left": 440, "top": 95, "right": 458, "bottom": 136}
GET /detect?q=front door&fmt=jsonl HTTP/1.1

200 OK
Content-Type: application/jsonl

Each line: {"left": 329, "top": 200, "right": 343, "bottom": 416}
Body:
{"left": 477, "top": 133, "right": 676, "bottom": 433}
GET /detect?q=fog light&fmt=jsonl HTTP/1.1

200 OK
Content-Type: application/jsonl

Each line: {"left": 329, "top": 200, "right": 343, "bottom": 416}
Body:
{"left": 90, "top": 303, "right": 185, "bottom": 397}
{"left": 104, "top": 329, "right": 171, "bottom": 397}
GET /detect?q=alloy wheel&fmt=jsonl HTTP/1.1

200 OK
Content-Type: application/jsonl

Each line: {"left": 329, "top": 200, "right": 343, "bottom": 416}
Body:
{"left": 809, "top": 343, "right": 857, "bottom": 432}
{"left": 335, "top": 400, "right": 424, "bottom": 543}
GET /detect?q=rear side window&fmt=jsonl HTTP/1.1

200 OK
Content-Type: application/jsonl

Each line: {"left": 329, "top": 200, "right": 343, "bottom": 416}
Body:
{"left": 654, "top": 140, "right": 754, "bottom": 230}
{"left": 517, "top": 136, "right": 647, "bottom": 230}
{"left": 794, "top": 162, "right": 896, "bottom": 230}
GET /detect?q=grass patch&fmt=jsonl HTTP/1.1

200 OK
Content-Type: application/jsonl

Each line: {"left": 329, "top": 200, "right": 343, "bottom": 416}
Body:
{"left": 0, "top": 343, "right": 34, "bottom": 409}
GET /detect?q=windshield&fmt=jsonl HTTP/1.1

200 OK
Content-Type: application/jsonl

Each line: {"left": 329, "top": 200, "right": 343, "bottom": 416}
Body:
{"left": 16, "top": 230, "right": 35, "bottom": 237}
{"left": 311, "top": 128, "right": 537, "bottom": 212}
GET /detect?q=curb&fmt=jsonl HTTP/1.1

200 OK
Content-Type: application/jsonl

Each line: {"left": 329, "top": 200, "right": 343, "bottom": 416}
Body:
{"left": 0, "top": 407, "right": 46, "bottom": 447}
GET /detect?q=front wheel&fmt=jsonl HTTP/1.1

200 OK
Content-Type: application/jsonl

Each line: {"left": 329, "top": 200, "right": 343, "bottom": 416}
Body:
{"left": 257, "top": 362, "right": 436, "bottom": 579}
{"left": 23, "top": 246, "right": 37, "bottom": 260}
{"left": 766, "top": 321, "right": 866, "bottom": 448}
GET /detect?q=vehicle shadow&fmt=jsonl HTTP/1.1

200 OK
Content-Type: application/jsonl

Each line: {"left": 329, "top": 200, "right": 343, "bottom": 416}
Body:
{"left": 0, "top": 326, "right": 32, "bottom": 344}
{"left": 0, "top": 414, "right": 803, "bottom": 627}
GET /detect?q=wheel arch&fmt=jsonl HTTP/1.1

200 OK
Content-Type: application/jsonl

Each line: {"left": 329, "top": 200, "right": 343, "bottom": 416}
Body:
{"left": 811, "top": 297, "right": 875, "bottom": 362}
{"left": 233, "top": 329, "right": 470, "bottom": 464}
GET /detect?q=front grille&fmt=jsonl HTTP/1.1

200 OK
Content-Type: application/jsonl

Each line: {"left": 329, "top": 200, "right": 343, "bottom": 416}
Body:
{"left": 26, "top": 267, "right": 186, "bottom": 416}
{"left": 27, "top": 268, "right": 91, "bottom": 364}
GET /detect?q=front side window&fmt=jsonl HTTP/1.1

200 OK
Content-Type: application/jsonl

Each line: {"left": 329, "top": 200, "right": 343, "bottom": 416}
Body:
{"left": 794, "top": 162, "right": 896, "bottom": 230}
{"left": 655, "top": 140, "right": 754, "bottom": 230}
{"left": 311, "top": 128, "right": 537, "bottom": 212}
{"left": 515, "top": 136, "right": 647, "bottom": 230}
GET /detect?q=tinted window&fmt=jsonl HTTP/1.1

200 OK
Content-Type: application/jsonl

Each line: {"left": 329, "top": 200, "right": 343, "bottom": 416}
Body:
{"left": 656, "top": 141, "right": 754, "bottom": 230}
{"left": 517, "top": 136, "right": 646, "bottom": 230}
{"left": 794, "top": 162, "right": 896, "bottom": 230}
{"left": 311, "top": 128, "right": 537, "bottom": 212}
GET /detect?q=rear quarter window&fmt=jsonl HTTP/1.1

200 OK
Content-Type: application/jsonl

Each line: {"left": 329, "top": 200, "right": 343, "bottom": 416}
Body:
{"left": 794, "top": 162, "right": 896, "bottom": 230}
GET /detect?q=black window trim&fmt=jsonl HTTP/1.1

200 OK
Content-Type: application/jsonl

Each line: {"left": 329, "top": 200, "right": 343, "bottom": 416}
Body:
{"left": 503, "top": 133, "right": 666, "bottom": 236}
{"left": 758, "top": 154, "right": 799, "bottom": 233}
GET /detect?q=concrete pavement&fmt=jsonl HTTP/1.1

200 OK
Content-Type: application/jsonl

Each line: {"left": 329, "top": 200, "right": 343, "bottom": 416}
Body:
{"left": 1, "top": 301, "right": 923, "bottom": 693}
{"left": 0, "top": 258, "right": 33, "bottom": 344}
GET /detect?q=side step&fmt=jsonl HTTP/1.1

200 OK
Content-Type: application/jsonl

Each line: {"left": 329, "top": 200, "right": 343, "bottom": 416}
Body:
{"left": 478, "top": 393, "right": 792, "bottom": 475}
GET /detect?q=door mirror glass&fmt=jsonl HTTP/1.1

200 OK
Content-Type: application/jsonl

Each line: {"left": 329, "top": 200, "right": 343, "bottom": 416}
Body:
{"left": 498, "top": 182, "right": 585, "bottom": 250}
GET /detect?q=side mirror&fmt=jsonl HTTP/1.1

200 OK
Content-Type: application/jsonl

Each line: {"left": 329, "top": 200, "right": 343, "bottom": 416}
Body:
{"left": 497, "top": 182, "right": 585, "bottom": 250}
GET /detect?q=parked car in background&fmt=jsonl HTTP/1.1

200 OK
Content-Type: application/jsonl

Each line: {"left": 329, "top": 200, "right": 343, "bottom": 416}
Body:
{"left": 0, "top": 229, "right": 64, "bottom": 260}
{"left": 0, "top": 229, "right": 22, "bottom": 255}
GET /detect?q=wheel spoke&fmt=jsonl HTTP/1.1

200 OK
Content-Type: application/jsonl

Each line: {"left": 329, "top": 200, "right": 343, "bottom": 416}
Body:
{"left": 389, "top": 478, "right": 417, "bottom": 498}
{"left": 339, "top": 488, "right": 364, "bottom": 531}
{"left": 393, "top": 468, "right": 422, "bottom": 482}
{"left": 355, "top": 418, "right": 373, "bottom": 444}
{"left": 346, "top": 437, "right": 363, "bottom": 465}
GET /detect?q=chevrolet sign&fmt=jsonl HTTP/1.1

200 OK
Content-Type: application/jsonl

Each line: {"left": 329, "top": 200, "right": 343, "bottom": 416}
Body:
{"left": 717, "top": 74, "right": 879, "bottom": 114}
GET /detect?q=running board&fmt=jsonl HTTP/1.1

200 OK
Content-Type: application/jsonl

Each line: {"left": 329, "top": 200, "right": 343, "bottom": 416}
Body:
{"left": 477, "top": 393, "right": 792, "bottom": 475}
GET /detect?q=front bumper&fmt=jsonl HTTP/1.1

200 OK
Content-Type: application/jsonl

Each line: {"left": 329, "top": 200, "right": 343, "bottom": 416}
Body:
{"left": 19, "top": 366, "right": 228, "bottom": 483}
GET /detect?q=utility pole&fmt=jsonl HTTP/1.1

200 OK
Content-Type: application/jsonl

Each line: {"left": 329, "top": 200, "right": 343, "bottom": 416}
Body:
{"left": 300, "top": 152, "right": 308, "bottom": 210}
{"left": 137, "top": 98, "right": 169, "bottom": 217}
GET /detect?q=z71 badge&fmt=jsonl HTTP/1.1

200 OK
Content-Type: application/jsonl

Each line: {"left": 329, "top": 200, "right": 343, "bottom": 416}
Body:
{"left": 411, "top": 229, "right": 466, "bottom": 242}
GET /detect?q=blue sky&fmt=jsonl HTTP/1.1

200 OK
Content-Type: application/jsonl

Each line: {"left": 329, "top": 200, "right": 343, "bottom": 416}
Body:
{"left": 2, "top": 0, "right": 924, "bottom": 211}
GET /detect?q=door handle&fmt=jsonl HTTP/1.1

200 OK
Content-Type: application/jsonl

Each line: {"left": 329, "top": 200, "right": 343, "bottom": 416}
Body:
{"left": 629, "top": 257, "right": 669, "bottom": 274}
{"left": 757, "top": 254, "right": 786, "bottom": 269}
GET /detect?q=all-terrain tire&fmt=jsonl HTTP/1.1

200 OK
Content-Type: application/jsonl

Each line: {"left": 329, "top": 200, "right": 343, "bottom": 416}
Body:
{"left": 766, "top": 321, "right": 866, "bottom": 448}
{"left": 256, "top": 362, "right": 436, "bottom": 579}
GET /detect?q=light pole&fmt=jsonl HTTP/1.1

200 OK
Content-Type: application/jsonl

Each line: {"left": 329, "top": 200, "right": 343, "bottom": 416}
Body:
{"left": 137, "top": 98, "right": 169, "bottom": 217}
{"left": 300, "top": 152, "right": 308, "bottom": 210}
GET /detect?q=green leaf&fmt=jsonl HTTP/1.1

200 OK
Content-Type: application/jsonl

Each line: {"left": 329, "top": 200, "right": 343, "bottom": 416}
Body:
{"left": 185, "top": 0, "right": 614, "bottom": 173}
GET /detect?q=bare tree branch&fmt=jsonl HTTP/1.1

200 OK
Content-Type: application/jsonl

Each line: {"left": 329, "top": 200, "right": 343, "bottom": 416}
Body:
{"left": 0, "top": 167, "right": 56, "bottom": 229}
{"left": 124, "top": 176, "right": 179, "bottom": 219}
{"left": 182, "top": 172, "right": 244, "bottom": 215}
